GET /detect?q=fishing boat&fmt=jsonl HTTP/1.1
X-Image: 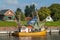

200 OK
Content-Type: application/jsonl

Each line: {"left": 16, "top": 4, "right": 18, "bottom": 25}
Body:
{"left": 12, "top": 24, "right": 47, "bottom": 37}
{"left": 12, "top": 10, "right": 47, "bottom": 37}
{"left": 12, "top": 16, "right": 47, "bottom": 37}
{"left": 12, "top": 30, "right": 47, "bottom": 37}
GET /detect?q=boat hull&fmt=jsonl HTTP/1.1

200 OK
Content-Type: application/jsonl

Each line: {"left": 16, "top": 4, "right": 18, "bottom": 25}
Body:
{"left": 12, "top": 30, "right": 47, "bottom": 37}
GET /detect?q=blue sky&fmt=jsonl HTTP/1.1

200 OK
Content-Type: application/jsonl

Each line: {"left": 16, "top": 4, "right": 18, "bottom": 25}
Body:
{"left": 0, "top": 0, "right": 60, "bottom": 12}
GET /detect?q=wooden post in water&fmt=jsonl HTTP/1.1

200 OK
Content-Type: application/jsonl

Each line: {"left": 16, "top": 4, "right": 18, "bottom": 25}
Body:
{"left": 58, "top": 27, "right": 60, "bottom": 35}
{"left": 49, "top": 27, "right": 51, "bottom": 35}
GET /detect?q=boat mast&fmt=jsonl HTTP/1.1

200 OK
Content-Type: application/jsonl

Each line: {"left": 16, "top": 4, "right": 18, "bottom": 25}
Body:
{"left": 17, "top": 12, "right": 21, "bottom": 32}
{"left": 36, "top": 9, "right": 40, "bottom": 27}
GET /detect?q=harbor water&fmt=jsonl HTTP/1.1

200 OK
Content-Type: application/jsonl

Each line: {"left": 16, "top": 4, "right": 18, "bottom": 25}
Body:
{"left": 0, "top": 32, "right": 60, "bottom": 40}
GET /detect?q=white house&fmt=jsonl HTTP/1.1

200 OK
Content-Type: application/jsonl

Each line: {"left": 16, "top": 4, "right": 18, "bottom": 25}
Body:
{"left": 46, "top": 16, "right": 53, "bottom": 22}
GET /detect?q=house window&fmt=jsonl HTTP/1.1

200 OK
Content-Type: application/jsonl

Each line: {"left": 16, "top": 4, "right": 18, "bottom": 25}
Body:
{"left": 8, "top": 17, "right": 11, "bottom": 20}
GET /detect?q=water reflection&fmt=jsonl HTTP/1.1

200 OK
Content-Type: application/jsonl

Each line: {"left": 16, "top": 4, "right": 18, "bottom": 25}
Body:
{"left": 16, "top": 36, "right": 46, "bottom": 40}
{"left": 19, "top": 37, "right": 32, "bottom": 40}
{"left": 0, "top": 33, "right": 60, "bottom": 40}
{"left": 32, "top": 36, "right": 46, "bottom": 40}
{"left": 47, "top": 34, "right": 60, "bottom": 40}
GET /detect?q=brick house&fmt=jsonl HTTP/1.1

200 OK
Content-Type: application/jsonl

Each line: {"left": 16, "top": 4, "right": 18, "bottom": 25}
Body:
{"left": 0, "top": 9, "right": 15, "bottom": 21}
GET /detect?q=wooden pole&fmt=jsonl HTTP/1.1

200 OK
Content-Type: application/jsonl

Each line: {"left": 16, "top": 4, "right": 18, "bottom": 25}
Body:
{"left": 18, "top": 12, "right": 21, "bottom": 32}
{"left": 36, "top": 9, "right": 40, "bottom": 27}
{"left": 32, "top": 12, "right": 34, "bottom": 18}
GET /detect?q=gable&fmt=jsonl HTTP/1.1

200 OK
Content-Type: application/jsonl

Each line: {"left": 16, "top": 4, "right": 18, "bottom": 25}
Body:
{"left": 46, "top": 16, "right": 53, "bottom": 21}
{"left": 4, "top": 10, "right": 15, "bottom": 16}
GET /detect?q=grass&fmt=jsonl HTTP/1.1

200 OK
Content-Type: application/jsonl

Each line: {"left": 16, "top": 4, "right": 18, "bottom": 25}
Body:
{"left": 45, "top": 21, "right": 60, "bottom": 26}
{"left": 20, "top": 21, "right": 28, "bottom": 26}
{"left": 20, "top": 21, "right": 60, "bottom": 27}
{"left": 0, "top": 20, "right": 60, "bottom": 27}
{"left": 0, "top": 21, "right": 28, "bottom": 27}
{"left": 0, "top": 21, "right": 17, "bottom": 27}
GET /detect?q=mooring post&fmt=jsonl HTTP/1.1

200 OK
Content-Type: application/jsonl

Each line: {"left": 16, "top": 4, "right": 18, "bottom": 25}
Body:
{"left": 49, "top": 30, "right": 51, "bottom": 35}
{"left": 9, "top": 31, "right": 11, "bottom": 36}
{"left": 49, "top": 27, "right": 51, "bottom": 35}
{"left": 58, "top": 27, "right": 60, "bottom": 35}
{"left": 59, "top": 30, "right": 60, "bottom": 35}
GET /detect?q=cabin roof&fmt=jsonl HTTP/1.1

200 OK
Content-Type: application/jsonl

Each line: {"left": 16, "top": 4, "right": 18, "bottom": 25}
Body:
{"left": 0, "top": 9, "right": 10, "bottom": 15}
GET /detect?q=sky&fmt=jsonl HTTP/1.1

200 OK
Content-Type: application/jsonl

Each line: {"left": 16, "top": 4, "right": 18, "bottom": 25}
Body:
{"left": 0, "top": 0, "right": 60, "bottom": 12}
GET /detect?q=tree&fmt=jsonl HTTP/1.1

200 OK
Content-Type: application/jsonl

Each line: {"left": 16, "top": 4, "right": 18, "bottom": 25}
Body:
{"left": 20, "top": 13, "right": 25, "bottom": 21}
{"left": 30, "top": 4, "right": 35, "bottom": 18}
{"left": 38, "top": 7, "right": 51, "bottom": 21}
{"left": 15, "top": 8, "right": 21, "bottom": 22}
{"left": 25, "top": 4, "right": 36, "bottom": 18}
{"left": 49, "top": 4, "right": 60, "bottom": 21}
{"left": 25, "top": 5, "right": 30, "bottom": 17}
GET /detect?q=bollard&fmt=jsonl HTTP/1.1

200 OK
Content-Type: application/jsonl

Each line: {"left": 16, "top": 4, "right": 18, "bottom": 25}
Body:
{"left": 59, "top": 30, "right": 60, "bottom": 35}
{"left": 9, "top": 32, "right": 10, "bottom": 36}
{"left": 9, "top": 31, "right": 11, "bottom": 36}
{"left": 49, "top": 30, "right": 51, "bottom": 35}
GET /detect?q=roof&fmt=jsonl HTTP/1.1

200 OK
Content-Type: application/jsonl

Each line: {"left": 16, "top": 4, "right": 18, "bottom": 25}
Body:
{"left": 0, "top": 9, "right": 9, "bottom": 15}
{"left": 25, "top": 17, "right": 32, "bottom": 20}
{"left": 27, "top": 25, "right": 33, "bottom": 29}
{"left": 46, "top": 16, "right": 53, "bottom": 21}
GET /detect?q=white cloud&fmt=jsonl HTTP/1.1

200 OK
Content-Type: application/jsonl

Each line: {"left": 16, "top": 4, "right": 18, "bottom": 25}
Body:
{"left": 4, "top": 0, "right": 18, "bottom": 5}
{"left": 32, "top": 2, "right": 37, "bottom": 6}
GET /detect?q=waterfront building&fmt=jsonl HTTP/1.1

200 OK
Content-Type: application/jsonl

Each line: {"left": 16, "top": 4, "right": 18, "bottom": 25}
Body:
{"left": 0, "top": 9, "right": 15, "bottom": 21}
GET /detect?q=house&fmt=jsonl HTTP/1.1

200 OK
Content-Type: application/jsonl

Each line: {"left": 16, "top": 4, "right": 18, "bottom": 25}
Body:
{"left": 46, "top": 16, "right": 53, "bottom": 22}
{"left": 0, "top": 9, "right": 15, "bottom": 21}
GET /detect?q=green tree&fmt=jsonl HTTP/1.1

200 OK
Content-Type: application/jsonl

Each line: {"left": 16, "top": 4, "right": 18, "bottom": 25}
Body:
{"left": 38, "top": 7, "right": 51, "bottom": 21}
{"left": 15, "top": 8, "right": 21, "bottom": 21}
{"left": 20, "top": 13, "right": 25, "bottom": 21}
{"left": 30, "top": 4, "right": 35, "bottom": 18}
{"left": 49, "top": 4, "right": 60, "bottom": 21}
{"left": 25, "top": 4, "right": 35, "bottom": 18}
{"left": 25, "top": 5, "right": 30, "bottom": 17}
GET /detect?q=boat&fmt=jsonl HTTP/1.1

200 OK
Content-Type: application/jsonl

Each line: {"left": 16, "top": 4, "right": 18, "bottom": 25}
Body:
{"left": 12, "top": 30, "right": 47, "bottom": 37}
{"left": 12, "top": 11, "right": 47, "bottom": 37}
